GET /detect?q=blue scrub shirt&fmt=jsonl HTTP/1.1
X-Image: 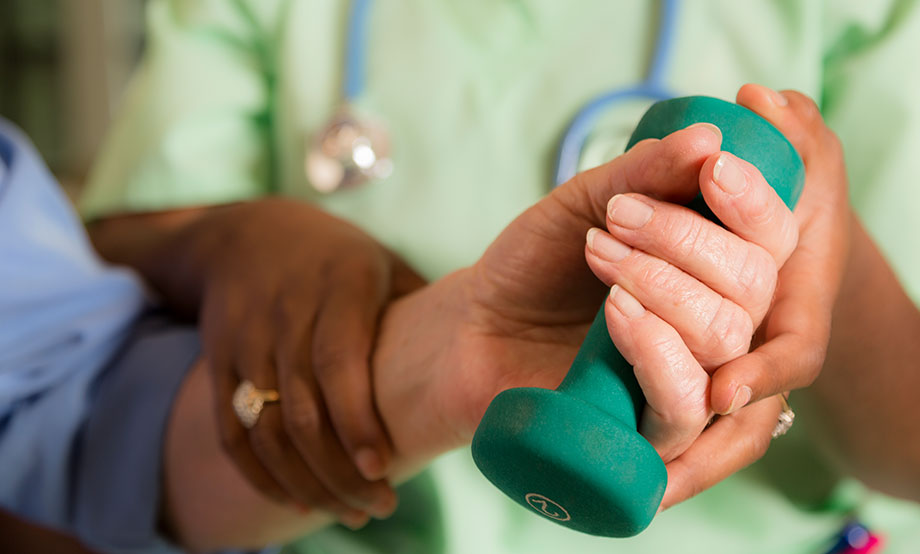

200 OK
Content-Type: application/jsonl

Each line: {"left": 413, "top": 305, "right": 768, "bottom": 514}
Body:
{"left": 0, "top": 119, "right": 192, "bottom": 554}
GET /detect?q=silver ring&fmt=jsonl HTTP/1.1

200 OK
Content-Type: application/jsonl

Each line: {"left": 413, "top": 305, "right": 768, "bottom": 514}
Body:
{"left": 232, "top": 379, "right": 280, "bottom": 429}
{"left": 771, "top": 395, "right": 795, "bottom": 439}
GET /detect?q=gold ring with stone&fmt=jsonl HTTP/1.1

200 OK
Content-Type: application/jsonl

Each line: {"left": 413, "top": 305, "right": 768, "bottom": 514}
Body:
{"left": 232, "top": 379, "right": 280, "bottom": 429}
{"left": 771, "top": 394, "right": 795, "bottom": 439}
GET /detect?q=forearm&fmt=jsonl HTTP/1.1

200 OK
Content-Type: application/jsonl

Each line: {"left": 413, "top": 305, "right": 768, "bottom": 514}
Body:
{"left": 805, "top": 213, "right": 920, "bottom": 500}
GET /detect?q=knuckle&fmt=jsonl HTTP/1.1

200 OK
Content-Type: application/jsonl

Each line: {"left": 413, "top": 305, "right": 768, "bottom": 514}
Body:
{"left": 631, "top": 142, "right": 659, "bottom": 183}
{"left": 662, "top": 213, "right": 708, "bottom": 261}
{"left": 745, "top": 430, "right": 772, "bottom": 461}
{"left": 283, "top": 403, "right": 323, "bottom": 440}
{"left": 800, "top": 97, "right": 822, "bottom": 123}
{"left": 331, "top": 250, "right": 387, "bottom": 292}
{"left": 643, "top": 343, "right": 709, "bottom": 424}
{"left": 787, "top": 90, "right": 821, "bottom": 121}
{"left": 249, "top": 424, "right": 285, "bottom": 459}
{"left": 637, "top": 257, "right": 683, "bottom": 296}
{"left": 344, "top": 251, "right": 384, "bottom": 278}
{"left": 673, "top": 394, "right": 710, "bottom": 430}
{"left": 675, "top": 383, "right": 711, "bottom": 423}
{"left": 316, "top": 257, "right": 337, "bottom": 282}
{"left": 311, "top": 341, "right": 350, "bottom": 380}
{"left": 680, "top": 463, "right": 706, "bottom": 503}
{"left": 786, "top": 92, "right": 826, "bottom": 157}
{"left": 702, "top": 299, "right": 753, "bottom": 364}
{"left": 822, "top": 126, "right": 844, "bottom": 155}
{"left": 648, "top": 334, "right": 687, "bottom": 367}
{"left": 312, "top": 497, "right": 343, "bottom": 515}
{"left": 800, "top": 370, "right": 819, "bottom": 389}
{"left": 669, "top": 396, "right": 708, "bottom": 431}
{"left": 800, "top": 342, "right": 828, "bottom": 387}
{"left": 735, "top": 247, "right": 778, "bottom": 314}
{"left": 626, "top": 139, "right": 682, "bottom": 196}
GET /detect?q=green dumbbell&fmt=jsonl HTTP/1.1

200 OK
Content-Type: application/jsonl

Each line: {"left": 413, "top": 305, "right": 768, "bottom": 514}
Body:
{"left": 471, "top": 96, "right": 805, "bottom": 537}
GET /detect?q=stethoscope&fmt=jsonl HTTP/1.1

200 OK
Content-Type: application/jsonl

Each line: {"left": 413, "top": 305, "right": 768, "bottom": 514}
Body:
{"left": 305, "top": 0, "right": 680, "bottom": 193}
{"left": 305, "top": 0, "right": 392, "bottom": 193}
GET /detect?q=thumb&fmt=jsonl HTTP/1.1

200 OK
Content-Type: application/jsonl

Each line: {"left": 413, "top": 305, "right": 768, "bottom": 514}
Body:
{"left": 555, "top": 122, "right": 723, "bottom": 227}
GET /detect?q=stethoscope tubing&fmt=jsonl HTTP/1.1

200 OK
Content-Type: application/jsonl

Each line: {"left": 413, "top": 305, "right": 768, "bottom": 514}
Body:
{"left": 552, "top": 84, "right": 674, "bottom": 188}
{"left": 344, "top": 0, "right": 373, "bottom": 101}
{"left": 552, "top": 0, "right": 679, "bottom": 187}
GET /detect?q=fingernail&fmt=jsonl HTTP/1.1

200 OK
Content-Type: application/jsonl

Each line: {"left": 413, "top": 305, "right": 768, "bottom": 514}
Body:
{"left": 725, "top": 385, "right": 752, "bottom": 415}
{"left": 587, "top": 227, "right": 631, "bottom": 262}
{"left": 607, "top": 194, "right": 654, "bottom": 229}
{"left": 712, "top": 154, "right": 747, "bottom": 195}
{"left": 355, "top": 448, "right": 385, "bottom": 481}
{"left": 688, "top": 122, "right": 722, "bottom": 140}
{"left": 341, "top": 511, "right": 370, "bottom": 530}
{"left": 766, "top": 87, "right": 788, "bottom": 107}
{"left": 611, "top": 284, "right": 645, "bottom": 319}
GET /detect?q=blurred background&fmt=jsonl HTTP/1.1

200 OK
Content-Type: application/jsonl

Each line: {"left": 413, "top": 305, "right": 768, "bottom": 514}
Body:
{"left": 0, "top": 0, "right": 146, "bottom": 195}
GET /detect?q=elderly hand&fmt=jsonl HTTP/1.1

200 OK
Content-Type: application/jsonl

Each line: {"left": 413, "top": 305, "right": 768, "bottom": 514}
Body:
{"left": 196, "top": 199, "right": 424, "bottom": 527}
{"left": 584, "top": 150, "right": 797, "bottom": 509}
{"left": 668, "top": 85, "right": 849, "bottom": 508}
{"left": 583, "top": 85, "right": 850, "bottom": 509}
{"left": 584, "top": 144, "right": 798, "bottom": 459}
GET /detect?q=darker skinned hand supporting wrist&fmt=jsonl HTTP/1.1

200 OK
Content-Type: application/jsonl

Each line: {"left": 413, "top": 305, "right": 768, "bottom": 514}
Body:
{"left": 190, "top": 198, "right": 424, "bottom": 526}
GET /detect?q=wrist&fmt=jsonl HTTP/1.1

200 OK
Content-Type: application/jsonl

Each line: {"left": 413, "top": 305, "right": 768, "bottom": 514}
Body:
{"left": 372, "top": 268, "right": 479, "bottom": 476}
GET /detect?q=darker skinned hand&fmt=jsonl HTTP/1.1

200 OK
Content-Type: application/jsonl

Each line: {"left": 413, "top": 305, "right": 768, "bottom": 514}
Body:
{"left": 194, "top": 198, "right": 424, "bottom": 527}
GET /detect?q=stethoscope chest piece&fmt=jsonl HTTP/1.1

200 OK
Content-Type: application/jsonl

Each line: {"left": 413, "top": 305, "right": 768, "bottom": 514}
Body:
{"left": 305, "top": 108, "right": 393, "bottom": 194}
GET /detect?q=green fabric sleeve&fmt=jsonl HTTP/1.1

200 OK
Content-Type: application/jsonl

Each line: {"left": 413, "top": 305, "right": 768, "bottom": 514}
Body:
{"left": 80, "top": 0, "right": 278, "bottom": 220}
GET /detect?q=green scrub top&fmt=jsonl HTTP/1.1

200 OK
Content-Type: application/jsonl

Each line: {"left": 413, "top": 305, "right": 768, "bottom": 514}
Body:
{"left": 82, "top": 1, "right": 920, "bottom": 552}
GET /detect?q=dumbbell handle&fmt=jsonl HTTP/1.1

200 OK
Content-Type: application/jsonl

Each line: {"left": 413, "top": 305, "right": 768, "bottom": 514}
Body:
{"left": 558, "top": 309, "right": 642, "bottom": 429}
